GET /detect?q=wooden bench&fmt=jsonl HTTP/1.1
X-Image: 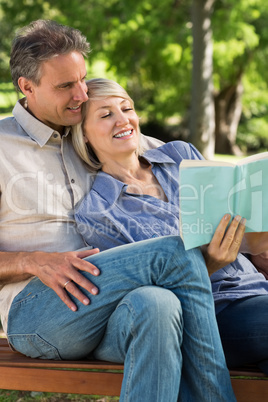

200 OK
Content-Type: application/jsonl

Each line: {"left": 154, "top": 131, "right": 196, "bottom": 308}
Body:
{"left": 0, "top": 337, "right": 267, "bottom": 401}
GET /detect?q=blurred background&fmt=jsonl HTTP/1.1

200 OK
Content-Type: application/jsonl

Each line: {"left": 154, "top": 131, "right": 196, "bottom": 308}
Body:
{"left": 0, "top": 0, "right": 268, "bottom": 159}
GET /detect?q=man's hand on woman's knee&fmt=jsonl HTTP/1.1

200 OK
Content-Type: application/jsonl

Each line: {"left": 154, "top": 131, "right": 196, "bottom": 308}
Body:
{"left": 21, "top": 248, "right": 101, "bottom": 311}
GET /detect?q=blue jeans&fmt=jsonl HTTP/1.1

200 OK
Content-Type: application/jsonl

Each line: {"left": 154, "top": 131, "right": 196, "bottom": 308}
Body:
{"left": 217, "top": 294, "right": 268, "bottom": 375}
{"left": 7, "top": 236, "right": 235, "bottom": 401}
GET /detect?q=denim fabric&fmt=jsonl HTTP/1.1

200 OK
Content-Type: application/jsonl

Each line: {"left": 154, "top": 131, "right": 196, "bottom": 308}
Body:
{"left": 211, "top": 252, "right": 268, "bottom": 314}
{"left": 7, "top": 236, "right": 235, "bottom": 401}
{"left": 217, "top": 294, "right": 268, "bottom": 374}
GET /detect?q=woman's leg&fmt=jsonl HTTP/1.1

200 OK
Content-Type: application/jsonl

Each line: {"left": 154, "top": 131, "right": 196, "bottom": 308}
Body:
{"left": 7, "top": 236, "right": 235, "bottom": 401}
{"left": 217, "top": 295, "right": 268, "bottom": 374}
{"left": 94, "top": 287, "right": 184, "bottom": 402}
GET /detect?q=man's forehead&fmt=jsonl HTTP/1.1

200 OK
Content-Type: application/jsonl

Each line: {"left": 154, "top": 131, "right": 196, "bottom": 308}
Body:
{"left": 40, "top": 52, "right": 87, "bottom": 84}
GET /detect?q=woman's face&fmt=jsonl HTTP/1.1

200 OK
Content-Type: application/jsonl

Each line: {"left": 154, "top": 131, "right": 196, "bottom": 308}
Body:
{"left": 82, "top": 96, "right": 140, "bottom": 164}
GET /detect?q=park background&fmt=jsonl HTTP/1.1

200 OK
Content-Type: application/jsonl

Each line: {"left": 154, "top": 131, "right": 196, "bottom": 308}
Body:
{"left": 0, "top": 0, "right": 268, "bottom": 400}
{"left": 0, "top": 0, "right": 268, "bottom": 160}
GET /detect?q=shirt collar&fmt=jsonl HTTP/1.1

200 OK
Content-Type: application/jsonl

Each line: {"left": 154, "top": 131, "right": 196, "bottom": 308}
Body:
{"left": 13, "top": 99, "right": 70, "bottom": 147}
{"left": 92, "top": 171, "right": 127, "bottom": 202}
{"left": 91, "top": 146, "right": 176, "bottom": 204}
{"left": 142, "top": 146, "right": 177, "bottom": 165}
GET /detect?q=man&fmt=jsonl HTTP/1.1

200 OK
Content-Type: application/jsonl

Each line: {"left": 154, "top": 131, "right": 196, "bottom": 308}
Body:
{"left": 0, "top": 20, "right": 235, "bottom": 401}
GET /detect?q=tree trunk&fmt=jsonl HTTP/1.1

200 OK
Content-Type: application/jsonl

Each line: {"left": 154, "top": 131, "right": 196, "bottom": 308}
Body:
{"left": 214, "top": 74, "right": 243, "bottom": 155}
{"left": 189, "top": 0, "right": 215, "bottom": 160}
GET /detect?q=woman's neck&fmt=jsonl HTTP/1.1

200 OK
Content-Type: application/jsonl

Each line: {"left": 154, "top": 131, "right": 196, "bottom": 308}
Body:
{"left": 102, "top": 153, "right": 145, "bottom": 182}
{"left": 102, "top": 154, "right": 168, "bottom": 201}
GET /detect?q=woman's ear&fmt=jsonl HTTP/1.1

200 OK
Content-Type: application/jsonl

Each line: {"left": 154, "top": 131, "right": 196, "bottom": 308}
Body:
{"left": 83, "top": 134, "right": 89, "bottom": 144}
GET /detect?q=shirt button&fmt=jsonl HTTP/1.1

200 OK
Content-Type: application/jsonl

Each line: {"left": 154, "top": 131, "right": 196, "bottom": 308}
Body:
{"left": 71, "top": 179, "right": 75, "bottom": 183}
{"left": 152, "top": 234, "right": 158, "bottom": 238}
{"left": 53, "top": 133, "right": 58, "bottom": 139}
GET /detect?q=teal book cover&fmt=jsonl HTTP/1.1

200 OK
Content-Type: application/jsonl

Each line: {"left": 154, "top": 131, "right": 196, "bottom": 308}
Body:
{"left": 179, "top": 152, "right": 268, "bottom": 250}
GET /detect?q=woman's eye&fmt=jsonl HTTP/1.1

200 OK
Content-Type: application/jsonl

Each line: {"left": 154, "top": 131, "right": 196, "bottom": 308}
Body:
{"left": 101, "top": 113, "right": 111, "bottom": 119}
{"left": 123, "top": 108, "right": 133, "bottom": 112}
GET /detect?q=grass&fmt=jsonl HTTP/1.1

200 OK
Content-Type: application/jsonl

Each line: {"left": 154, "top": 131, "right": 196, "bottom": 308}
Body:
{"left": 213, "top": 153, "right": 245, "bottom": 162}
{"left": 0, "top": 390, "right": 119, "bottom": 401}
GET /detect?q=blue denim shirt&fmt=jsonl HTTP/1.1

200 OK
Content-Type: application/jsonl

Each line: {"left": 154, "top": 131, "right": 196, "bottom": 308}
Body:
{"left": 75, "top": 141, "right": 268, "bottom": 314}
{"left": 75, "top": 141, "right": 201, "bottom": 248}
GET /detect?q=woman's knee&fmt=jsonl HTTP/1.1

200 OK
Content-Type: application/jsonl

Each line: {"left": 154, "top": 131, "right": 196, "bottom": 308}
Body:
{"left": 118, "top": 286, "right": 183, "bottom": 331}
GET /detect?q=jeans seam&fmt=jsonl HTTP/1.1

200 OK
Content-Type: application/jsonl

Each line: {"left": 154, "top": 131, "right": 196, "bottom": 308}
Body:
{"left": 119, "top": 300, "right": 136, "bottom": 402}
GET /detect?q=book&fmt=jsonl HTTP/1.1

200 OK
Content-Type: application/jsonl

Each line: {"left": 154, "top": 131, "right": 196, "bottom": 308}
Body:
{"left": 178, "top": 152, "right": 268, "bottom": 250}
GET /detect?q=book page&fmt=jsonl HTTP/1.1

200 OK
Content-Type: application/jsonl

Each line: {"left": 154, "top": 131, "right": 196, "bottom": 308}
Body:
{"left": 180, "top": 159, "right": 235, "bottom": 168}
{"left": 237, "top": 151, "right": 268, "bottom": 165}
{"left": 236, "top": 159, "right": 268, "bottom": 232}
{"left": 179, "top": 165, "right": 235, "bottom": 249}
{"left": 179, "top": 156, "right": 268, "bottom": 250}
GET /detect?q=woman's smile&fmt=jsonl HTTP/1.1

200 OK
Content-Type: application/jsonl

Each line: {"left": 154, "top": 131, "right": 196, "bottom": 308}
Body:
{"left": 113, "top": 129, "right": 133, "bottom": 139}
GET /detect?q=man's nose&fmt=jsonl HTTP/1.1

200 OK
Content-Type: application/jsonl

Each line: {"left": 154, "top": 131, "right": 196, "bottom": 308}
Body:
{"left": 73, "top": 82, "right": 88, "bottom": 102}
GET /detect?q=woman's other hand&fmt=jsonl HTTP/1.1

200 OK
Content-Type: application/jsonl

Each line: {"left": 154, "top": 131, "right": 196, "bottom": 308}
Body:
{"left": 201, "top": 214, "right": 246, "bottom": 276}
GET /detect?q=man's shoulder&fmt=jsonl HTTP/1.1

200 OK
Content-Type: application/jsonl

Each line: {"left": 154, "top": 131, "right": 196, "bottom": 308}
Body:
{"left": 0, "top": 114, "right": 20, "bottom": 135}
{"left": 0, "top": 101, "right": 25, "bottom": 135}
{"left": 141, "top": 134, "right": 164, "bottom": 150}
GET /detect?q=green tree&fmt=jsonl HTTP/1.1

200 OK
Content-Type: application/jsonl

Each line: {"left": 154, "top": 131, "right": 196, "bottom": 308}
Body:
{"left": 0, "top": 0, "right": 267, "bottom": 156}
{"left": 212, "top": 0, "right": 268, "bottom": 154}
{"left": 190, "top": 0, "right": 215, "bottom": 159}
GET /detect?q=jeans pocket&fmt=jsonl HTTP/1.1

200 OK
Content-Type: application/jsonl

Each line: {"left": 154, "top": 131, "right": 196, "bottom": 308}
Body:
{"left": 8, "top": 333, "right": 62, "bottom": 360}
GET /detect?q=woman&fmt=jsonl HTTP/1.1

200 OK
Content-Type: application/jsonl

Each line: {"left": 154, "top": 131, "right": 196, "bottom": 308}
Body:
{"left": 72, "top": 78, "right": 268, "bottom": 374}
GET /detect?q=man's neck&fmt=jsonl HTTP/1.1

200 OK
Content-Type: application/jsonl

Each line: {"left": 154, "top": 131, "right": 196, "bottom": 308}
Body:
{"left": 23, "top": 98, "right": 65, "bottom": 135}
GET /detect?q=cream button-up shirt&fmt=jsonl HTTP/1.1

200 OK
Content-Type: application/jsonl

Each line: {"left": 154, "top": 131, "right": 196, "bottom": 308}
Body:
{"left": 0, "top": 99, "right": 162, "bottom": 333}
{"left": 0, "top": 99, "right": 94, "bottom": 332}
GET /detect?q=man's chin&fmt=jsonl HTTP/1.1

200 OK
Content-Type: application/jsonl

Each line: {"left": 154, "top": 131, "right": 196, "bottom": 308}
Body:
{"left": 65, "top": 113, "right": 82, "bottom": 127}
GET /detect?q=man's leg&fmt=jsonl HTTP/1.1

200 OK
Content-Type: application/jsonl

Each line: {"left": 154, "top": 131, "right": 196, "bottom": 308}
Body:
{"left": 217, "top": 295, "right": 268, "bottom": 374}
{"left": 7, "top": 236, "right": 235, "bottom": 401}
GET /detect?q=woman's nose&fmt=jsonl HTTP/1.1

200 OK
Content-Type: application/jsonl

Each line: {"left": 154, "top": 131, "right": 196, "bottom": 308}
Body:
{"left": 116, "top": 112, "right": 129, "bottom": 126}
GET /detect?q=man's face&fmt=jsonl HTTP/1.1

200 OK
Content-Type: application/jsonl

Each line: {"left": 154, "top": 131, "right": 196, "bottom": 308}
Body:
{"left": 24, "top": 52, "right": 88, "bottom": 133}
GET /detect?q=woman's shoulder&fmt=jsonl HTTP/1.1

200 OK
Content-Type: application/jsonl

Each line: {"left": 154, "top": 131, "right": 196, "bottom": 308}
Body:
{"left": 148, "top": 140, "right": 203, "bottom": 162}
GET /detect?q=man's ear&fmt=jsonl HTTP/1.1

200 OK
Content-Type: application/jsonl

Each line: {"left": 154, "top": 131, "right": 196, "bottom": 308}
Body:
{"left": 17, "top": 77, "right": 35, "bottom": 97}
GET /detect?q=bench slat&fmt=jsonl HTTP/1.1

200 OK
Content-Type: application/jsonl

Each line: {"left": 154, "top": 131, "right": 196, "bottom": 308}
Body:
{"left": 0, "top": 337, "right": 123, "bottom": 370}
{"left": 231, "top": 378, "right": 268, "bottom": 402}
{"left": 0, "top": 366, "right": 123, "bottom": 395}
{"left": 1, "top": 337, "right": 268, "bottom": 401}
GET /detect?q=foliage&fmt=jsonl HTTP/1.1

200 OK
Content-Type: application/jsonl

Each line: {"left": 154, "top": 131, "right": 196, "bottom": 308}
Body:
{"left": 0, "top": 82, "right": 21, "bottom": 113}
{"left": 0, "top": 0, "right": 267, "bottom": 151}
{"left": 212, "top": 0, "right": 268, "bottom": 120}
{"left": 237, "top": 116, "right": 268, "bottom": 153}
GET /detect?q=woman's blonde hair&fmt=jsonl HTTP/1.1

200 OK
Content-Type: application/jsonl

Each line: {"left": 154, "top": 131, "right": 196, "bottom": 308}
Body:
{"left": 72, "top": 78, "right": 144, "bottom": 171}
